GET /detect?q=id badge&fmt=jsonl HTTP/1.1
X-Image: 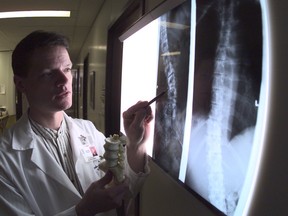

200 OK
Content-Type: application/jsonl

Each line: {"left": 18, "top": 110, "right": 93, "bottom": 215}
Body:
{"left": 80, "top": 145, "right": 98, "bottom": 162}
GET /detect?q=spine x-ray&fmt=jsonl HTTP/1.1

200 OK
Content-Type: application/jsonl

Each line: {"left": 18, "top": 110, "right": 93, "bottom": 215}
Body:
{"left": 153, "top": 0, "right": 262, "bottom": 215}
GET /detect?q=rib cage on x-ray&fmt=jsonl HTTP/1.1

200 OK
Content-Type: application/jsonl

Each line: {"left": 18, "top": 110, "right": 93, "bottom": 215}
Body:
{"left": 186, "top": 0, "right": 262, "bottom": 215}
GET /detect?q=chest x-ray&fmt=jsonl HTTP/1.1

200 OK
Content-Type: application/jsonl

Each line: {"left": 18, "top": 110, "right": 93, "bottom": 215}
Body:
{"left": 152, "top": 0, "right": 263, "bottom": 215}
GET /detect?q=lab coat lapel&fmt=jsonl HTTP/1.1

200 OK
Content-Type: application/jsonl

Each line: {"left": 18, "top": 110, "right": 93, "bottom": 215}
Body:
{"left": 13, "top": 113, "right": 81, "bottom": 198}
{"left": 30, "top": 140, "right": 81, "bottom": 197}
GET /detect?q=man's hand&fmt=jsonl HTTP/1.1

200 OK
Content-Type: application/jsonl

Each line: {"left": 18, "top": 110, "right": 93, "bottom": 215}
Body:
{"left": 122, "top": 101, "right": 153, "bottom": 149}
{"left": 76, "top": 171, "right": 129, "bottom": 216}
{"left": 122, "top": 101, "right": 153, "bottom": 173}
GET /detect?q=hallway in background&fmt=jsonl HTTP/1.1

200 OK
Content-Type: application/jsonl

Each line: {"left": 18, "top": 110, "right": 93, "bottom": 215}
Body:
{"left": 0, "top": 115, "right": 16, "bottom": 135}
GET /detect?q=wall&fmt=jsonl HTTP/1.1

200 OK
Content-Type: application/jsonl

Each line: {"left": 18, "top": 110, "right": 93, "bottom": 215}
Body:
{"left": 145, "top": 0, "right": 165, "bottom": 12}
{"left": 76, "top": 0, "right": 130, "bottom": 133}
{"left": 0, "top": 51, "right": 15, "bottom": 115}
{"left": 140, "top": 160, "right": 222, "bottom": 216}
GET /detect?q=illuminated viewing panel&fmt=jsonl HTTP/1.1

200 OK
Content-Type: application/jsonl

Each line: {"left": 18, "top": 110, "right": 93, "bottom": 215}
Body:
{"left": 121, "top": 0, "right": 267, "bottom": 215}
{"left": 120, "top": 19, "right": 160, "bottom": 156}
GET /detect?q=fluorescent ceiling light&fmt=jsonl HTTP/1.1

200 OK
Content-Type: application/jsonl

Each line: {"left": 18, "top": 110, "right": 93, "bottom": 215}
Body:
{"left": 90, "top": 45, "right": 107, "bottom": 50}
{"left": 0, "top": 10, "right": 71, "bottom": 19}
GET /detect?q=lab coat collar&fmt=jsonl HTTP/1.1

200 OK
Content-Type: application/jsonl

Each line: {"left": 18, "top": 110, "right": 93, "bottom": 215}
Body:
{"left": 12, "top": 112, "right": 35, "bottom": 150}
{"left": 11, "top": 111, "right": 91, "bottom": 151}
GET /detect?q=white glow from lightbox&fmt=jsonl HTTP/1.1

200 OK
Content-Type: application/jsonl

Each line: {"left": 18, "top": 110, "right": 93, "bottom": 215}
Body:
{"left": 120, "top": 19, "right": 160, "bottom": 156}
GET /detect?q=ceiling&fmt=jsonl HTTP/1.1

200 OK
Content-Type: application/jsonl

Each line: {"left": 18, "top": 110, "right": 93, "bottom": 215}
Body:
{"left": 0, "top": 0, "right": 105, "bottom": 63}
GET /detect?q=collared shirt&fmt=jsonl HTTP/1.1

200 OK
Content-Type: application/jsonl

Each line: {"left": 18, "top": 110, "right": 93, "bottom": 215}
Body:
{"left": 29, "top": 117, "right": 83, "bottom": 195}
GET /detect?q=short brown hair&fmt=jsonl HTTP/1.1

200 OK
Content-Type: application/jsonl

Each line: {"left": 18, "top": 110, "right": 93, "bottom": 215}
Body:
{"left": 12, "top": 30, "right": 70, "bottom": 77}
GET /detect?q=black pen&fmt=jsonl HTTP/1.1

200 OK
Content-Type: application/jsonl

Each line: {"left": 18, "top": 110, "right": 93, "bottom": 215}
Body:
{"left": 145, "top": 91, "right": 166, "bottom": 107}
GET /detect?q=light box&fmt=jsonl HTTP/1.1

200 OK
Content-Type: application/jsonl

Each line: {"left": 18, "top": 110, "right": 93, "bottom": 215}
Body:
{"left": 114, "top": 0, "right": 283, "bottom": 215}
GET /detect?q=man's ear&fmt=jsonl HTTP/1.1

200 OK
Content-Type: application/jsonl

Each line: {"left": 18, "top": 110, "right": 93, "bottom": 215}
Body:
{"left": 14, "top": 75, "right": 26, "bottom": 93}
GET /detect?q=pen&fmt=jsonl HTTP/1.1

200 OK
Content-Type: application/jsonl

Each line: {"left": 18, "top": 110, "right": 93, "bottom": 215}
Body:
{"left": 145, "top": 91, "right": 166, "bottom": 107}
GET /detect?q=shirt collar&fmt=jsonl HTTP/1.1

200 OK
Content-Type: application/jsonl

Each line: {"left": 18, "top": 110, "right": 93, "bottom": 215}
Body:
{"left": 29, "top": 117, "right": 68, "bottom": 141}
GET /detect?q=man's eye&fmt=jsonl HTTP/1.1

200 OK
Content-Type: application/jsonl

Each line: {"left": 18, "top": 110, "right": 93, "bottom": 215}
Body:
{"left": 41, "top": 72, "right": 53, "bottom": 77}
{"left": 64, "top": 68, "right": 72, "bottom": 73}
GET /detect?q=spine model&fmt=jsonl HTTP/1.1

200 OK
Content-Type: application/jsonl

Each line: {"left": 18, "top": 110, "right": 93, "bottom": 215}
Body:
{"left": 99, "top": 134, "right": 126, "bottom": 184}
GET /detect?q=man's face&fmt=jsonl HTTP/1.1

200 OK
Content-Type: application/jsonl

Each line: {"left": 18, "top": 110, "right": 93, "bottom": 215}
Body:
{"left": 19, "top": 46, "right": 73, "bottom": 113}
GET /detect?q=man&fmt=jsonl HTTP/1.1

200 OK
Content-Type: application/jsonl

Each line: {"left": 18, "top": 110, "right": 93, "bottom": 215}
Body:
{"left": 0, "top": 30, "right": 153, "bottom": 215}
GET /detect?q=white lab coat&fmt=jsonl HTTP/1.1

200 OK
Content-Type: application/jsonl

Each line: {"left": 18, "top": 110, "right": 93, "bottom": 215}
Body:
{"left": 0, "top": 112, "right": 149, "bottom": 216}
